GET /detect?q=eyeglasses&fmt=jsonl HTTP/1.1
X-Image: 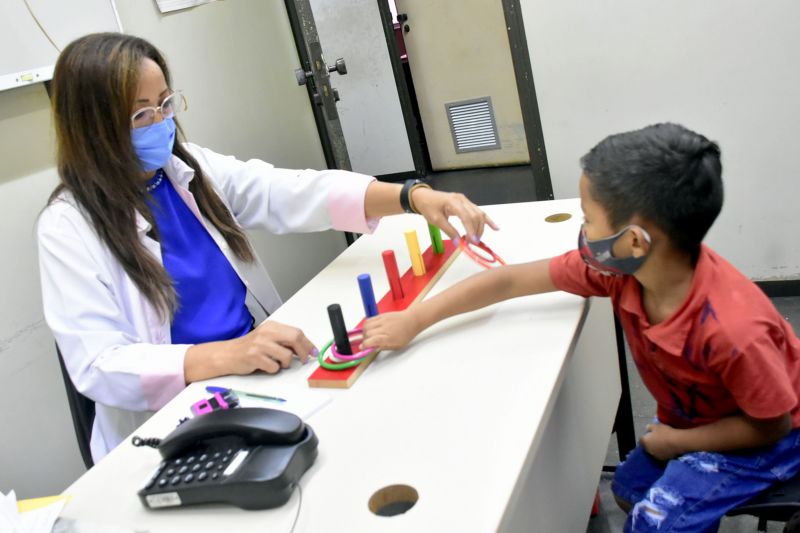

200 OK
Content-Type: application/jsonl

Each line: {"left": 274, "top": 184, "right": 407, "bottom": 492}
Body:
{"left": 130, "top": 91, "right": 187, "bottom": 129}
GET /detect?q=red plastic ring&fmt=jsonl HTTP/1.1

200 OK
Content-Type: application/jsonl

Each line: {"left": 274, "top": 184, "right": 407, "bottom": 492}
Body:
{"left": 459, "top": 237, "right": 506, "bottom": 269}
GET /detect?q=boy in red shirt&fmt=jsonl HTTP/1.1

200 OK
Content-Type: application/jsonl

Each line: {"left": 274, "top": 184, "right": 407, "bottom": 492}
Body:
{"left": 363, "top": 123, "right": 800, "bottom": 532}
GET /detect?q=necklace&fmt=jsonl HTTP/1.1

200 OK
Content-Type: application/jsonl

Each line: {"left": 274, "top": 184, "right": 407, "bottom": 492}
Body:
{"left": 145, "top": 170, "right": 164, "bottom": 192}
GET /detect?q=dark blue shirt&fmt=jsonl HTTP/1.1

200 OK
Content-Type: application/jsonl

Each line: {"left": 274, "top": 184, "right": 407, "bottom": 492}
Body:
{"left": 145, "top": 169, "right": 252, "bottom": 344}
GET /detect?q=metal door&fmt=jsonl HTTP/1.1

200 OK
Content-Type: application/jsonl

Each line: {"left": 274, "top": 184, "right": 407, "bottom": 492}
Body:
{"left": 285, "top": 0, "right": 352, "bottom": 172}
{"left": 285, "top": 0, "right": 417, "bottom": 178}
{"left": 394, "top": 0, "right": 530, "bottom": 171}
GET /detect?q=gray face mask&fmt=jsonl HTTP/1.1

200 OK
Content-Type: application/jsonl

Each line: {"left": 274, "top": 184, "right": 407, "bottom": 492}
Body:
{"left": 578, "top": 225, "right": 651, "bottom": 276}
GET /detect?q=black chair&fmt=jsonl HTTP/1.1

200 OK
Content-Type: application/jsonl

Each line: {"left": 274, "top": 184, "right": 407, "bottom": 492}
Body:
{"left": 56, "top": 344, "right": 96, "bottom": 469}
{"left": 726, "top": 472, "right": 800, "bottom": 532}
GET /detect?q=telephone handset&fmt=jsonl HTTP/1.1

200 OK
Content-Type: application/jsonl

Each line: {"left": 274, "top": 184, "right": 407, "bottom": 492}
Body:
{"left": 138, "top": 407, "right": 318, "bottom": 510}
{"left": 158, "top": 407, "right": 305, "bottom": 458}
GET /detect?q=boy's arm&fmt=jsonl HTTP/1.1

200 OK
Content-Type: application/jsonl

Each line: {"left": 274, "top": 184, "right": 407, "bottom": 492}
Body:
{"left": 362, "top": 259, "right": 556, "bottom": 350}
{"left": 641, "top": 413, "right": 793, "bottom": 461}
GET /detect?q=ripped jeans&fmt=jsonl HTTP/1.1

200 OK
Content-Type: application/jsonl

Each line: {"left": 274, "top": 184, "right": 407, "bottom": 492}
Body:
{"left": 612, "top": 428, "right": 800, "bottom": 532}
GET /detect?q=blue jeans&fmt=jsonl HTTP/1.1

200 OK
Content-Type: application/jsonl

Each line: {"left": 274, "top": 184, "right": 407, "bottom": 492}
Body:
{"left": 612, "top": 428, "right": 800, "bottom": 532}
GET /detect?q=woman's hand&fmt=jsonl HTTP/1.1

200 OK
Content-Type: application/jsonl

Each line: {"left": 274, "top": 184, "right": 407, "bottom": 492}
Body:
{"left": 185, "top": 321, "right": 317, "bottom": 382}
{"left": 226, "top": 321, "right": 317, "bottom": 374}
{"left": 411, "top": 187, "right": 498, "bottom": 243}
{"left": 361, "top": 310, "right": 423, "bottom": 351}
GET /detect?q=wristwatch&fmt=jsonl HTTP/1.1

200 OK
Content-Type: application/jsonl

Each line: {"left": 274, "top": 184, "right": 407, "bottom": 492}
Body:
{"left": 400, "top": 178, "right": 431, "bottom": 214}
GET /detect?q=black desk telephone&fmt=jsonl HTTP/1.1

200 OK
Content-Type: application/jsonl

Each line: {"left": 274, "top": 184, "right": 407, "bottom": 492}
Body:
{"left": 137, "top": 408, "right": 318, "bottom": 510}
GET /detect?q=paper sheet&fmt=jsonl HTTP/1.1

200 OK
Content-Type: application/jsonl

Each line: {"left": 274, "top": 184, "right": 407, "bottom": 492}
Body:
{"left": 155, "top": 0, "right": 217, "bottom": 14}
{"left": 0, "top": 491, "right": 68, "bottom": 533}
{"left": 232, "top": 384, "right": 332, "bottom": 421}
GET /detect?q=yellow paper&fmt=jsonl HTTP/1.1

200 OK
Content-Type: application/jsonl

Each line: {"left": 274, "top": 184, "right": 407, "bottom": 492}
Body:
{"left": 17, "top": 494, "right": 70, "bottom": 513}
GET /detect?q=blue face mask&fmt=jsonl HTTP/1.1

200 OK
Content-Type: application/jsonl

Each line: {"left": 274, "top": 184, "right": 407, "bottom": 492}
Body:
{"left": 578, "top": 224, "right": 651, "bottom": 276}
{"left": 131, "top": 118, "right": 176, "bottom": 171}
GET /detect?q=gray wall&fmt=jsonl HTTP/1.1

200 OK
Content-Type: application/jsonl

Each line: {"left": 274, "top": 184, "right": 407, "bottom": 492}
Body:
{"left": 0, "top": 83, "right": 83, "bottom": 498}
{"left": 521, "top": 0, "right": 800, "bottom": 279}
{"left": 0, "top": 0, "right": 346, "bottom": 498}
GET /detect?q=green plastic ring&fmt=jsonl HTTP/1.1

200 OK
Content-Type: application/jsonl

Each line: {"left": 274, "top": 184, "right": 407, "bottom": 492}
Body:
{"left": 317, "top": 339, "right": 369, "bottom": 370}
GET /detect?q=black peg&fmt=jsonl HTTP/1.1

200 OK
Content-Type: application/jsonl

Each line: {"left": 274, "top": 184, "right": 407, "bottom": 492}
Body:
{"left": 327, "top": 304, "right": 352, "bottom": 355}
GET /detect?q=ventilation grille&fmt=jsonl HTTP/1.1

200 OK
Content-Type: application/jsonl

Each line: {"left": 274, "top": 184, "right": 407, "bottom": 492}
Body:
{"left": 445, "top": 97, "right": 501, "bottom": 153}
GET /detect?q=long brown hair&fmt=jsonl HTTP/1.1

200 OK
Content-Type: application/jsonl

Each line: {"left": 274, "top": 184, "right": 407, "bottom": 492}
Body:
{"left": 49, "top": 33, "right": 254, "bottom": 318}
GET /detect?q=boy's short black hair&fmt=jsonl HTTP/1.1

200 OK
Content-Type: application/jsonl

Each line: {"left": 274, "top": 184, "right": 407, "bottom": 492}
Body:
{"left": 580, "top": 123, "right": 723, "bottom": 259}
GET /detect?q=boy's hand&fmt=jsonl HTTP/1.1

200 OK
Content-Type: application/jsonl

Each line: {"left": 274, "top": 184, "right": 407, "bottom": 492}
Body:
{"left": 641, "top": 422, "right": 684, "bottom": 461}
{"left": 362, "top": 310, "right": 422, "bottom": 351}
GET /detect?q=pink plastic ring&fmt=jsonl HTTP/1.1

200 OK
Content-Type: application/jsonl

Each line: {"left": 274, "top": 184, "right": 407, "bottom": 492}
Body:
{"left": 330, "top": 328, "right": 375, "bottom": 361}
{"left": 459, "top": 237, "right": 506, "bottom": 269}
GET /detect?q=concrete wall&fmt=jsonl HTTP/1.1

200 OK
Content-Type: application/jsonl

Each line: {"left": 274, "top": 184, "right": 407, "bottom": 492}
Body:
{"left": 0, "top": 84, "right": 81, "bottom": 498}
{"left": 520, "top": 0, "right": 800, "bottom": 279}
{"left": 0, "top": 0, "right": 347, "bottom": 498}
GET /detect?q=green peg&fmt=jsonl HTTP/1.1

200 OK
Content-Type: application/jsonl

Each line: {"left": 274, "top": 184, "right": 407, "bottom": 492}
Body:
{"left": 428, "top": 223, "right": 444, "bottom": 255}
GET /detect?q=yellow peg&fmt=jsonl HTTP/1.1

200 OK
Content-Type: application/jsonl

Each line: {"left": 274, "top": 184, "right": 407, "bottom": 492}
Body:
{"left": 404, "top": 229, "right": 426, "bottom": 276}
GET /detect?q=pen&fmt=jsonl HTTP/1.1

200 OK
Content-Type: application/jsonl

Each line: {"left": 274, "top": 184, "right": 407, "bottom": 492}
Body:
{"left": 205, "top": 385, "right": 286, "bottom": 403}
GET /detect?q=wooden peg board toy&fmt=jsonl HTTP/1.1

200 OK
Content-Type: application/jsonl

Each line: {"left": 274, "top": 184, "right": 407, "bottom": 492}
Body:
{"left": 307, "top": 228, "right": 461, "bottom": 389}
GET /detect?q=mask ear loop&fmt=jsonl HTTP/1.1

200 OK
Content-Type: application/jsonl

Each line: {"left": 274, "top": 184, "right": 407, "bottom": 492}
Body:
{"left": 459, "top": 237, "right": 506, "bottom": 269}
{"left": 635, "top": 226, "right": 653, "bottom": 247}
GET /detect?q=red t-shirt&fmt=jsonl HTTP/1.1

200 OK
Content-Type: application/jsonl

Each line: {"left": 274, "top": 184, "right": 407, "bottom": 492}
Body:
{"left": 550, "top": 245, "right": 800, "bottom": 429}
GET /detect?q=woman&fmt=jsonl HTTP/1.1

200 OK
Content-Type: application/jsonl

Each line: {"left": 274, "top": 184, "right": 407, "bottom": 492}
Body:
{"left": 38, "top": 33, "right": 496, "bottom": 461}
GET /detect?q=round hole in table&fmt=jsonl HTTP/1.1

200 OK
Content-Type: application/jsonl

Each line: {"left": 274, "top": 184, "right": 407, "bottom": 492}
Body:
{"left": 544, "top": 213, "right": 572, "bottom": 223}
{"left": 368, "top": 484, "right": 419, "bottom": 517}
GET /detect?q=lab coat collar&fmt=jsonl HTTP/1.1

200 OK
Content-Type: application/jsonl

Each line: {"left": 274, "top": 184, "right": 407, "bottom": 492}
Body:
{"left": 136, "top": 154, "right": 196, "bottom": 235}
{"left": 135, "top": 212, "right": 151, "bottom": 235}
{"left": 164, "top": 153, "right": 196, "bottom": 190}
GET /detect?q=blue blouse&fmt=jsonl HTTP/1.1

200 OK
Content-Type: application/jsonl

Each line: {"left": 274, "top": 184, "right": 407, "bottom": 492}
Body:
{"left": 145, "top": 169, "right": 253, "bottom": 344}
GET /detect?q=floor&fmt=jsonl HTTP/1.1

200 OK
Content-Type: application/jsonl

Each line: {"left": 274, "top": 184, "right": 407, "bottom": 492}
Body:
{"left": 426, "top": 164, "right": 799, "bottom": 532}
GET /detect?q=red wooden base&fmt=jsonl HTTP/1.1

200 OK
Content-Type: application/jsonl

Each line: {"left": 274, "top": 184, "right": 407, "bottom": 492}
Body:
{"left": 307, "top": 239, "right": 461, "bottom": 388}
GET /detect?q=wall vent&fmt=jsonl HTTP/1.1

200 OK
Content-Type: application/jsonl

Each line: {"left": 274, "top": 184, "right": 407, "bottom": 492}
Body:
{"left": 445, "top": 97, "right": 501, "bottom": 153}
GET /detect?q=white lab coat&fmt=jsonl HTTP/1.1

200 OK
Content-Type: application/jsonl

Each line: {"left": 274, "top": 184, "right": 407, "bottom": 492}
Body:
{"left": 38, "top": 143, "right": 376, "bottom": 462}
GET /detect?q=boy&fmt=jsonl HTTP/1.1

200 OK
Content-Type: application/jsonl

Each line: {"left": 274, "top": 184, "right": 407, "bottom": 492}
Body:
{"left": 362, "top": 123, "right": 800, "bottom": 532}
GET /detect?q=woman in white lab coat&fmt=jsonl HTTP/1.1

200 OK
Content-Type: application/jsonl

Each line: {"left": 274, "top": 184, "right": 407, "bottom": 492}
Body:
{"left": 38, "top": 33, "right": 496, "bottom": 462}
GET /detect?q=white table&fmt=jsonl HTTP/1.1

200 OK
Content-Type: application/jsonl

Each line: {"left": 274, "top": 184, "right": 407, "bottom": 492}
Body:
{"left": 60, "top": 199, "right": 621, "bottom": 532}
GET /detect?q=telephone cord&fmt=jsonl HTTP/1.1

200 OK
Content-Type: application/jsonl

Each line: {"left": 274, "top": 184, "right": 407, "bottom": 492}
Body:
{"left": 131, "top": 435, "right": 162, "bottom": 448}
{"left": 288, "top": 483, "right": 303, "bottom": 533}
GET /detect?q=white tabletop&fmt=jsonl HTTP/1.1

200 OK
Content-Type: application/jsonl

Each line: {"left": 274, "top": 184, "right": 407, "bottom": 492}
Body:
{"left": 61, "top": 199, "right": 592, "bottom": 532}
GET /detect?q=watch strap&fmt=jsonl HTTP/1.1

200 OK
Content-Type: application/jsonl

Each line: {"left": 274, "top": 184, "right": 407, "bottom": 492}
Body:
{"left": 400, "top": 178, "right": 430, "bottom": 214}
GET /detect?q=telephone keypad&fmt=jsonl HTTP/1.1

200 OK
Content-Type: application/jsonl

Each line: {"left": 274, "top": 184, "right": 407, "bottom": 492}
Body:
{"left": 151, "top": 446, "right": 250, "bottom": 491}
